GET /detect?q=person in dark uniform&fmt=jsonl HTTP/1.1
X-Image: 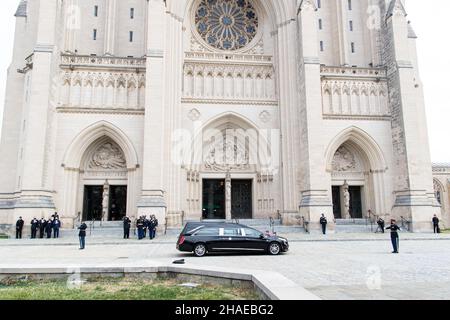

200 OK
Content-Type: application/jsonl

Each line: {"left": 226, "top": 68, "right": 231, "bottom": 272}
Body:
{"left": 123, "top": 216, "right": 131, "bottom": 239}
{"left": 376, "top": 218, "right": 385, "bottom": 233}
{"left": 320, "top": 214, "right": 328, "bottom": 235}
{"left": 432, "top": 215, "right": 440, "bottom": 234}
{"left": 149, "top": 215, "right": 158, "bottom": 240}
{"left": 39, "top": 218, "right": 47, "bottom": 239}
{"left": 386, "top": 219, "right": 401, "bottom": 253}
{"left": 45, "top": 219, "right": 53, "bottom": 238}
{"left": 16, "top": 217, "right": 24, "bottom": 239}
{"left": 30, "top": 218, "right": 39, "bottom": 239}
{"left": 143, "top": 216, "right": 149, "bottom": 239}
{"left": 52, "top": 218, "right": 61, "bottom": 238}
{"left": 78, "top": 222, "right": 88, "bottom": 250}
{"left": 136, "top": 217, "right": 144, "bottom": 240}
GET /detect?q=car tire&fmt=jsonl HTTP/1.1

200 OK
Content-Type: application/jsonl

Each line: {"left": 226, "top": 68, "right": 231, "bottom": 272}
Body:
{"left": 268, "top": 242, "right": 281, "bottom": 256}
{"left": 193, "top": 243, "right": 207, "bottom": 257}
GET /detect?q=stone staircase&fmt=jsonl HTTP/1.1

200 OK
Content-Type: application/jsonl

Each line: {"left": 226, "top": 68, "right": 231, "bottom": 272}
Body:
{"left": 60, "top": 221, "right": 126, "bottom": 238}
{"left": 334, "top": 219, "right": 376, "bottom": 233}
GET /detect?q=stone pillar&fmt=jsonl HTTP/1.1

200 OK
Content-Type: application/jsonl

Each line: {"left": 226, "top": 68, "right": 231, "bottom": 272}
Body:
{"left": 225, "top": 171, "right": 232, "bottom": 220}
{"left": 104, "top": 0, "right": 117, "bottom": 56}
{"left": 14, "top": 0, "right": 58, "bottom": 222}
{"left": 336, "top": 0, "right": 350, "bottom": 66}
{"left": 137, "top": 0, "right": 167, "bottom": 225}
{"left": 297, "top": 1, "right": 334, "bottom": 232}
{"left": 63, "top": 0, "right": 78, "bottom": 53}
{"left": 276, "top": 10, "right": 301, "bottom": 223}
{"left": 382, "top": 0, "right": 439, "bottom": 232}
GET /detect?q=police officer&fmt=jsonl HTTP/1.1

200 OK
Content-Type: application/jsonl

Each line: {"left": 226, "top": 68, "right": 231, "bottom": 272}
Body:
{"left": 45, "top": 219, "right": 53, "bottom": 238}
{"left": 30, "top": 218, "right": 39, "bottom": 239}
{"left": 432, "top": 215, "right": 440, "bottom": 234}
{"left": 52, "top": 217, "right": 61, "bottom": 238}
{"left": 136, "top": 216, "right": 144, "bottom": 240}
{"left": 376, "top": 217, "right": 385, "bottom": 233}
{"left": 78, "top": 221, "right": 88, "bottom": 250}
{"left": 386, "top": 219, "right": 401, "bottom": 254}
{"left": 149, "top": 215, "right": 158, "bottom": 240}
{"left": 123, "top": 216, "right": 131, "bottom": 239}
{"left": 143, "top": 216, "right": 148, "bottom": 239}
{"left": 39, "top": 218, "right": 47, "bottom": 239}
{"left": 320, "top": 214, "right": 328, "bottom": 235}
{"left": 16, "top": 217, "right": 24, "bottom": 239}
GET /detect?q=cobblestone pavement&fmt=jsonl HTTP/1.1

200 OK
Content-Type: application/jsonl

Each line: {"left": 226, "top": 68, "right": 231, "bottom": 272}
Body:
{"left": 1, "top": 233, "right": 450, "bottom": 300}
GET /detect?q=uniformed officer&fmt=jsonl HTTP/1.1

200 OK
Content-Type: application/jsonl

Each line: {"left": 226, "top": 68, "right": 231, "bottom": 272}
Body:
{"left": 15, "top": 217, "right": 24, "bottom": 239}
{"left": 386, "top": 219, "right": 401, "bottom": 254}
{"left": 30, "top": 218, "right": 39, "bottom": 239}
{"left": 149, "top": 215, "right": 159, "bottom": 240}
{"left": 123, "top": 216, "right": 131, "bottom": 239}
{"left": 45, "top": 219, "right": 53, "bottom": 238}
{"left": 39, "top": 218, "right": 47, "bottom": 238}
{"left": 78, "top": 221, "right": 88, "bottom": 250}
{"left": 432, "top": 215, "right": 440, "bottom": 234}
{"left": 320, "top": 214, "right": 328, "bottom": 235}
{"left": 52, "top": 218, "right": 61, "bottom": 238}
{"left": 136, "top": 216, "right": 144, "bottom": 240}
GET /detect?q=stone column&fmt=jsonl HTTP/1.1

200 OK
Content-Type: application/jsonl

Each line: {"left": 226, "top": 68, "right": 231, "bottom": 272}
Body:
{"left": 225, "top": 171, "right": 232, "bottom": 220}
{"left": 336, "top": 0, "right": 350, "bottom": 66}
{"left": 14, "top": 0, "right": 58, "bottom": 221}
{"left": 104, "top": 0, "right": 117, "bottom": 55}
{"left": 137, "top": 0, "right": 167, "bottom": 225}
{"left": 297, "top": 1, "right": 334, "bottom": 232}
{"left": 382, "top": 0, "right": 439, "bottom": 231}
{"left": 63, "top": 0, "right": 78, "bottom": 53}
{"left": 276, "top": 10, "right": 302, "bottom": 223}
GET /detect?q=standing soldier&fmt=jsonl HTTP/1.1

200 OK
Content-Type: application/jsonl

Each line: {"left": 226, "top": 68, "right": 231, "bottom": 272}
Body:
{"left": 78, "top": 221, "right": 88, "bottom": 250}
{"left": 320, "top": 214, "right": 328, "bottom": 235}
{"left": 39, "top": 218, "right": 47, "bottom": 239}
{"left": 52, "top": 217, "right": 61, "bottom": 238}
{"left": 123, "top": 216, "right": 131, "bottom": 239}
{"left": 143, "top": 216, "right": 149, "bottom": 239}
{"left": 30, "top": 218, "right": 39, "bottom": 239}
{"left": 45, "top": 218, "right": 53, "bottom": 238}
{"left": 136, "top": 216, "right": 144, "bottom": 240}
{"left": 15, "top": 217, "right": 24, "bottom": 239}
{"left": 432, "top": 215, "right": 440, "bottom": 234}
{"left": 386, "top": 219, "right": 401, "bottom": 254}
{"left": 149, "top": 215, "right": 159, "bottom": 240}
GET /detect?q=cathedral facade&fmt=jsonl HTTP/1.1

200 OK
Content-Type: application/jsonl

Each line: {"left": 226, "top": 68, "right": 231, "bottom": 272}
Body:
{"left": 0, "top": 0, "right": 443, "bottom": 233}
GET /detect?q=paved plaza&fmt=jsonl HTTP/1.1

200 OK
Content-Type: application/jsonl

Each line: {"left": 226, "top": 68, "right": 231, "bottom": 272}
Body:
{"left": 1, "top": 233, "right": 450, "bottom": 300}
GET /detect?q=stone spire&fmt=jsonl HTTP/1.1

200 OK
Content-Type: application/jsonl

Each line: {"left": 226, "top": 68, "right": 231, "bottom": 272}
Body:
{"left": 386, "top": 0, "right": 407, "bottom": 18}
{"left": 14, "top": 0, "right": 27, "bottom": 18}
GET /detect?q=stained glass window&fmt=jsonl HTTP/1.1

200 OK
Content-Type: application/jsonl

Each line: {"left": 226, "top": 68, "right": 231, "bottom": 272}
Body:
{"left": 195, "top": 0, "right": 259, "bottom": 51}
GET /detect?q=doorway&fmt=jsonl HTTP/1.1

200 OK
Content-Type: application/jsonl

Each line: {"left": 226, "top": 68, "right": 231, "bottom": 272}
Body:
{"left": 109, "top": 185, "right": 127, "bottom": 221}
{"left": 332, "top": 186, "right": 342, "bottom": 219}
{"left": 231, "top": 179, "right": 252, "bottom": 219}
{"left": 83, "top": 186, "right": 103, "bottom": 221}
{"left": 349, "top": 186, "right": 363, "bottom": 219}
{"left": 202, "top": 179, "right": 226, "bottom": 219}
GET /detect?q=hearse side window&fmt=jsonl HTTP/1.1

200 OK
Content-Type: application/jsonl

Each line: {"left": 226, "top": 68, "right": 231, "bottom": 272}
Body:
{"left": 222, "top": 228, "right": 242, "bottom": 236}
{"left": 194, "top": 227, "right": 219, "bottom": 236}
{"left": 243, "top": 228, "right": 262, "bottom": 238}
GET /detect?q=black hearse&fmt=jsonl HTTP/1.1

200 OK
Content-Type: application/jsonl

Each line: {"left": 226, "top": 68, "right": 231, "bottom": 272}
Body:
{"left": 176, "top": 221, "right": 289, "bottom": 257}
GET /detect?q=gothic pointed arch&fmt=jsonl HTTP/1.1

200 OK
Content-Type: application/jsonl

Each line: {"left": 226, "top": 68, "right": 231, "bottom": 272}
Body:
{"left": 325, "top": 127, "right": 387, "bottom": 173}
{"left": 62, "top": 121, "right": 139, "bottom": 170}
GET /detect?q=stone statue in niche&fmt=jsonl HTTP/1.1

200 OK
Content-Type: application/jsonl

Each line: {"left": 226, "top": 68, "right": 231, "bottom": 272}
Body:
{"left": 332, "top": 146, "right": 356, "bottom": 172}
{"left": 89, "top": 142, "right": 126, "bottom": 170}
{"left": 343, "top": 181, "right": 351, "bottom": 219}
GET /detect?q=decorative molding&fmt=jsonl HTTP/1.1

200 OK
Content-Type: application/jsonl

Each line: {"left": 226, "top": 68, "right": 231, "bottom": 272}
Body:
{"left": 56, "top": 107, "right": 145, "bottom": 115}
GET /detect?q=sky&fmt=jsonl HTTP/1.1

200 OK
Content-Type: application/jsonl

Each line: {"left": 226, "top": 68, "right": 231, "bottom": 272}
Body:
{"left": 0, "top": 0, "right": 449, "bottom": 162}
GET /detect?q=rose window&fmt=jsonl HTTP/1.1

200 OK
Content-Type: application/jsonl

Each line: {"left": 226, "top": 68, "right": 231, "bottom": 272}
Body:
{"left": 195, "top": 0, "right": 259, "bottom": 51}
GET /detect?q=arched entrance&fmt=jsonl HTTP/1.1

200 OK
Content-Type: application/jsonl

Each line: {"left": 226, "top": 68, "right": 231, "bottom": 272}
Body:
{"left": 80, "top": 138, "right": 128, "bottom": 221}
{"left": 185, "top": 113, "right": 278, "bottom": 221}
{"left": 61, "top": 121, "right": 139, "bottom": 225}
{"left": 326, "top": 127, "right": 388, "bottom": 220}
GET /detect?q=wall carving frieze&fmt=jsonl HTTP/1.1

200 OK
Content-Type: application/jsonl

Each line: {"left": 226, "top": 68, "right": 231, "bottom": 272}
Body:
{"left": 88, "top": 142, "right": 127, "bottom": 170}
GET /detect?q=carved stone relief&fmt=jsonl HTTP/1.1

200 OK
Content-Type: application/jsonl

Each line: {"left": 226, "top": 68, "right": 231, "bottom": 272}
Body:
{"left": 88, "top": 142, "right": 127, "bottom": 170}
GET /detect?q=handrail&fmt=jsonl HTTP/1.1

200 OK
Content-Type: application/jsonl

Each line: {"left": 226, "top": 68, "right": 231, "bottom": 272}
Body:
{"left": 269, "top": 217, "right": 275, "bottom": 234}
{"left": 400, "top": 216, "right": 411, "bottom": 232}
{"left": 300, "top": 216, "right": 310, "bottom": 234}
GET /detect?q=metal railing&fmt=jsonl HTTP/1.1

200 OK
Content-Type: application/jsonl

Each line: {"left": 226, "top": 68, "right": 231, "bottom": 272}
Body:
{"left": 299, "top": 216, "right": 310, "bottom": 234}
{"left": 269, "top": 217, "right": 275, "bottom": 234}
{"left": 400, "top": 216, "right": 411, "bottom": 232}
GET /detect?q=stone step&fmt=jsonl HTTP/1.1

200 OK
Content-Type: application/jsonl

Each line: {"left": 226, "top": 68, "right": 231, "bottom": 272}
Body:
{"left": 335, "top": 219, "right": 371, "bottom": 226}
{"left": 335, "top": 224, "right": 376, "bottom": 233}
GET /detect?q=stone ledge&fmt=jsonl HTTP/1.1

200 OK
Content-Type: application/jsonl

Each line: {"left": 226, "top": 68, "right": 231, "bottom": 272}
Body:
{"left": 0, "top": 264, "right": 320, "bottom": 301}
